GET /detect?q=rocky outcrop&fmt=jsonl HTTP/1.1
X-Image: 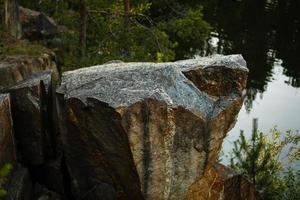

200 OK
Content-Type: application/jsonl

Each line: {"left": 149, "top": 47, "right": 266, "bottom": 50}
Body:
{"left": 0, "top": 53, "right": 255, "bottom": 200}
{"left": 0, "top": 54, "right": 62, "bottom": 200}
{"left": 6, "top": 71, "right": 54, "bottom": 165}
{"left": 0, "top": 53, "right": 59, "bottom": 92}
{"left": 187, "top": 163, "right": 260, "bottom": 200}
{"left": 57, "top": 54, "right": 248, "bottom": 199}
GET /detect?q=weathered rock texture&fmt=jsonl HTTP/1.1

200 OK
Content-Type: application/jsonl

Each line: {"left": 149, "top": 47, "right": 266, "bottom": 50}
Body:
{"left": 57, "top": 54, "right": 248, "bottom": 200}
{"left": 0, "top": 54, "right": 59, "bottom": 92}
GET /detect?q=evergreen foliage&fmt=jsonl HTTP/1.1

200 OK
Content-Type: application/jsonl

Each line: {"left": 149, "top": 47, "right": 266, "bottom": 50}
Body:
{"left": 230, "top": 124, "right": 300, "bottom": 200}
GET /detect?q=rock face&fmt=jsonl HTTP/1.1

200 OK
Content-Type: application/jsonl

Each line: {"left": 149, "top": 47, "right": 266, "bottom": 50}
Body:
{"left": 57, "top": 54, "right": 248, "bottom": 199}
{"left": 19, "top": 6, "right": 57, "bottom": 40}
{"left": 0, "top": 54, "right": 62, "bottom": 200}
{"left": 6, "top": 71, "right": 54, "bottom": 165}
{"left": 187, "top": 163, "right": 260, "bottom": 200}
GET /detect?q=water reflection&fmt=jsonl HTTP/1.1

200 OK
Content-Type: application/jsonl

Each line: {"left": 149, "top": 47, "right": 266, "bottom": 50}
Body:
{"left": 201, "top": 0, "right": 300, "bottom": 112}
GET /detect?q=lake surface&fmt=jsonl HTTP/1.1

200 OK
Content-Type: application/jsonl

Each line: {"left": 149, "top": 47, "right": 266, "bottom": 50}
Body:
{"left": 200, "top": 0, "right": 300, "bottom": 164}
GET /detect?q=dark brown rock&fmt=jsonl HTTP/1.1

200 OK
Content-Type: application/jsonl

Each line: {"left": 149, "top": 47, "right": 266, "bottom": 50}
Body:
{"left": 182, "top": 65, "right": 247, "bottom": 97}
{"left": 224, "top": 175, "right": 260, "bottom": 200}
{"left": 187, "top": 163, "right": 260, "bottom": 200}
{"left": 0, "top": 94, "right": 16, "bottom": 167}
{"left": 6, "top": 71, "right": 54, "bottom": 165}
{"left": 56, "top": 97, "right": 144, "bottom": 199}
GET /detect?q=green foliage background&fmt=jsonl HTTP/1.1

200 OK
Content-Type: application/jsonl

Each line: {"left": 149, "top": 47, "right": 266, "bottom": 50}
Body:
{"left": 8, "top": 0, "right": 211, "bottom": 71}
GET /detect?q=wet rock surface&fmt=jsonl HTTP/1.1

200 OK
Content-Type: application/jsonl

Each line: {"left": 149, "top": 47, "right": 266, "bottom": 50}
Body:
{"left": 57, "top": 54, "right": 248, "bottom": 199}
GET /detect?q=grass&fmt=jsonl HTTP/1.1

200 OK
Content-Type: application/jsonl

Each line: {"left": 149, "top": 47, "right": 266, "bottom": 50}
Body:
{"left": 0, "top": 28, "right": 51, "bottom": 58}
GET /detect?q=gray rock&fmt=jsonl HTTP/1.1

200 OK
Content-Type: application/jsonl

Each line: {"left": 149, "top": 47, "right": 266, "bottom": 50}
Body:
{"left": 57, "top": 54, "right": 248, "bottom": 199}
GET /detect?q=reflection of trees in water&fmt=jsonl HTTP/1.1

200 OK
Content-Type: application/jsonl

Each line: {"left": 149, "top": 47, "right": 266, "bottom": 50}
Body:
{"left": 201, "top": 0, "right": 300, "bottom": 111}
{"left": 275, "top": 0, "right": 300, "bottom": 87}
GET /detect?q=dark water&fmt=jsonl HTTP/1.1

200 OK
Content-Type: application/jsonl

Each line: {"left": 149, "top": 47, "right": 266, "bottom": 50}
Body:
{"left": 200, "top": 0, "right": 300, "bottom": 164}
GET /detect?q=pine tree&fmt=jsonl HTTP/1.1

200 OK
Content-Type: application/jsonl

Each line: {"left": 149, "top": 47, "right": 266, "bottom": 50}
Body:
{"left": 230, "top": 119, "right": 299, "bottom": 199}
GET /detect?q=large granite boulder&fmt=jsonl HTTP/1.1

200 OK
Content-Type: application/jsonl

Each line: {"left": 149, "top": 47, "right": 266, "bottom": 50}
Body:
{"left": 57, "top": 54, "right": 248, "bottom": 199}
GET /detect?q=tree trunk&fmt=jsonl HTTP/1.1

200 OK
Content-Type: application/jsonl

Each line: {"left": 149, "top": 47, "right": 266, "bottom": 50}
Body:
{"left": 123, "top": 0, "right": 130, "bottom": 26}
{"left": 79, "top": 0, "right": 87, "bottom": 56}
{"left": 123, "top": 0, "right": 130, "bottom": 56}
{"left": 4, "top": 0, "right": 22, "bottom": 39}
